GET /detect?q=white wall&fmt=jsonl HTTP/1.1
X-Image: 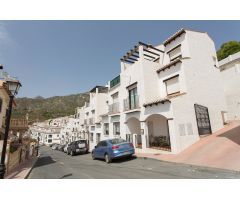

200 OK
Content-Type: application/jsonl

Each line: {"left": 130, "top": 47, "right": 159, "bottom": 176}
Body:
{"left": 220, "top": 59, "right": 240, "bottom": 120}
{"left": 170, "top": 31, "right": 226, "bottom": 152}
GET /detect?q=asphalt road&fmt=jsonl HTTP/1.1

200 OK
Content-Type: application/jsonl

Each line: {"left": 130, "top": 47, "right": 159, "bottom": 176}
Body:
{"left": 28, "top": 146, "right": 240, "bottom": 179}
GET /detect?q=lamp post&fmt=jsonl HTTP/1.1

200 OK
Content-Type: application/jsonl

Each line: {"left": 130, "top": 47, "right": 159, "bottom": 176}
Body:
{"left": 0, "top": 78, "right": 21, "bottom": 179}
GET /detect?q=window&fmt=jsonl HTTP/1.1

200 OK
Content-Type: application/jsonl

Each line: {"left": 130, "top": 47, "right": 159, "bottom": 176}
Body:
{"left": 129, "top": 86, "right": 138, "bottom": 109}
{"left": 96, "top": 133, "right": 101, "bottom": 144}
{"left": 113, "top": 122, "right": 120, "bottom": 135}
{"left": 164, "top": 75, "right": 180, "bottom": 95}
{"left": 168, "top": 45, "right": 181, "bottom": 61}
{"left": 90, "top": 133, "right": 93, "bottom": 142}
{"left": 97, "top": 141, "right": 107, "bottom": 147}
{"left": 126, "top": 134, "right": 133, "bottom": 143}
{"left": 48, "top": 139, "right": 52, "bottom": 143}
{"left": 109, "top": 138, "right": 126, "bottom": 145}
{"left": 110, "top": 75, "right": 120, "bottom": 88}
{"left": 102, "top": 141, "right": 108, "bottom": 146}
{"left": 48, "top": 135, "right": 52, "bottom": 138}
{"left": 112, "top": 92, "right": 119, "bottom": 103}
{"left": 104, "top": 123, "right": 109, "bottom": 135}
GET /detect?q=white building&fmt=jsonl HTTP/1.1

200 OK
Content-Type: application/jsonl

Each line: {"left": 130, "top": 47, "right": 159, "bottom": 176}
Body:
{"left": 59, "top": 116, "right": 80, "bottom": 144}
{"left": 219, "top": 51, "right": 240, "bottom": 120}
{"left": 30, "top": 117, "right": 68, "bottom": 145}
{"left": 74, "top": 86, "right": 109, "bottom": 150}
{"left": 59, "top": 28, "right": 227, "bottom": 154}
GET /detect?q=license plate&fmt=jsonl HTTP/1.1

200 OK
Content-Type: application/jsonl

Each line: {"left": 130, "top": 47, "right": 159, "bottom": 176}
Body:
{"left": 123, "top": 151, "right": 130, "bottom": 155}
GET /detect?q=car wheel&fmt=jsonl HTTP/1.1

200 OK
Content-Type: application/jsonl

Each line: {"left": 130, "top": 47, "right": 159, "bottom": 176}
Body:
{"left": 92, "top": 152, "right": 95, "bottom": 160}
{"left": 71, "top": 150, "right": 74, "bottom": 156}
{"left": 104, "top": 153, "right": 111, "bottom": 163}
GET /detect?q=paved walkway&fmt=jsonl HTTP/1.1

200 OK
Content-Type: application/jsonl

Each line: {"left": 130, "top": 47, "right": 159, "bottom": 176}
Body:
{"left": 5, "top": 156, "right": 38, "bottom": 179}
{"left": 137, "top": 121, "right": 240, "bottom": 171}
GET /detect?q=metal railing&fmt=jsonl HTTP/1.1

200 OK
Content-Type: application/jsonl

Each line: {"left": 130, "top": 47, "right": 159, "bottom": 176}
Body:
{"left": 110, "top": 75, "right": 120, "bottom": 88}
{"left": 123, "top": 95, "right": 140, "bottom": 111}
{"left": 108, "top": 102, "right": 120, "bottom": 114}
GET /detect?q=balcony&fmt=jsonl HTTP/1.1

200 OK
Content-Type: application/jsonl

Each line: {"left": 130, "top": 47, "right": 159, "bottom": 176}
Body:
{"left": 123, "top": 95, "right": 140, "bottom": 111}
{"left": 110, "top": 75, "right": 120, "bottom": 88}
{"left": 89, "top": 118, "right": 95, "bottom": 125}
{"left": 108, "top": 102, "right": 120, "bottom": 115}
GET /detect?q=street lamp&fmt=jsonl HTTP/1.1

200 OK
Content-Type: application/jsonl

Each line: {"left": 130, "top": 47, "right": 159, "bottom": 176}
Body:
{"left": 0, "top": 77, "right": 21, "bottom": 179}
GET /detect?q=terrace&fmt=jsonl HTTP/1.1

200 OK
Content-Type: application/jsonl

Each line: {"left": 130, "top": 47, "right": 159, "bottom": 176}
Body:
{"left": 120, "top": 41, "right": 164, "bottom": 64}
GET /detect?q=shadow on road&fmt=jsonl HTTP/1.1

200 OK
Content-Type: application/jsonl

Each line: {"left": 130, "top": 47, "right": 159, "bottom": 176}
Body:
{"left": 113, "top": 155, "right": 137, "bottom": 163}
{"left": 60, "top": 173, "right": 73, "bottom": 179}
{"left": 33, "top": 156, "right": 56, "bottom": 169}
{"left": 94, "top": 155, "right": 137, "bottom": 164}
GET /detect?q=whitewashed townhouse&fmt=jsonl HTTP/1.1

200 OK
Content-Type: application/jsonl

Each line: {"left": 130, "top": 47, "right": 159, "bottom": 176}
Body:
{"left": 103, "top": 28, "right": 226, "bottom": 154}
{"left": 219, "top": 51, "right": 240, "bottom": 121}
{"left": 76, "top": 86, "right": 108, "bottom": 150}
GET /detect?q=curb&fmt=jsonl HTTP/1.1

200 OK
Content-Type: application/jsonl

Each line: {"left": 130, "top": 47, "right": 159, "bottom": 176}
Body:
{"left": 135, "top": 154, "right": 240, "bottom": 174}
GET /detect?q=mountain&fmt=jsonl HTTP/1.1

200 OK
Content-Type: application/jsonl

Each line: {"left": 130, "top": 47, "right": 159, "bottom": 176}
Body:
{"left": 12, "top": 93, "right": 90, "bottom": 123}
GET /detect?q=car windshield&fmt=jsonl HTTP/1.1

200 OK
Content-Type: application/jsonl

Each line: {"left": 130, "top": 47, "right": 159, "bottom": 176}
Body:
{"left": 109, "top": 138, "right": 126, "bottom": 145}
{"left": 77, "top": 140, "right": 85, "bottom": 144}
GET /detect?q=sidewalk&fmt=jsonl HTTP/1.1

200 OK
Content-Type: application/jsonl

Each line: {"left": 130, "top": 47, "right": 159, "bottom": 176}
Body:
{"left": 136, "top": 121, "right": 240, "bottom": 172}
{"left": 5, "top": 156, "right": 38, "bottom": 179}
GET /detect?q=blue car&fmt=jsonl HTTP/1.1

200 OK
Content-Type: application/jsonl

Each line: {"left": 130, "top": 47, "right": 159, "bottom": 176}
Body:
{"left": 92, "top": 138, "right": 135, "bottom": 163}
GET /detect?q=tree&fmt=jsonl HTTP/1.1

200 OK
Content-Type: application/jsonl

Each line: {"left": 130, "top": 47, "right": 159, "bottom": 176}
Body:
{"left": 217, "top": 41, "right": 240, "bottom": 61}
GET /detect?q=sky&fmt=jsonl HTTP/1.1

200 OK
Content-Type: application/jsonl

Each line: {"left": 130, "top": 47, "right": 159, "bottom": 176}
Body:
{"left": 0, "top": 20, "right": 240, "bottom": 98}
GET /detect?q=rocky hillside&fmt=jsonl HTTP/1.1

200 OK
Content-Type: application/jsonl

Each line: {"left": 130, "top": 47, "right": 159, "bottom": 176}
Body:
{"left": 12, "top": 93, "right": 90, "bottom": 123}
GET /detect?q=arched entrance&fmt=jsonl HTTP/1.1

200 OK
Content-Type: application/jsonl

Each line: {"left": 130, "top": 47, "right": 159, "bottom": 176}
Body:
{"left": 146, "top": 114, "right": 171, "bottom": 151}
{"left": 126, "top": 117, "right": 142, "bottom": 148}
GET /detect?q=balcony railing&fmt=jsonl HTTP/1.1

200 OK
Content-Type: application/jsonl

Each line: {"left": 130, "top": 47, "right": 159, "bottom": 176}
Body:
{"left": 123, "top": 95, "right": 140, "bottom": 111}
{"left": 89, "top": 118, "right": 95, "bottom": 125}
{"left": 108, "top": 102, "right": 120, "bottom": 114}
{"left": 110, "top": 75, "right": 120, "bottom": 88}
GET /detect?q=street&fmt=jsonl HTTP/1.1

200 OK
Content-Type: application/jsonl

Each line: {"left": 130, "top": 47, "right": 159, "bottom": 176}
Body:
{"left": 28, "top": 146, "right": 240, "bottom": 179}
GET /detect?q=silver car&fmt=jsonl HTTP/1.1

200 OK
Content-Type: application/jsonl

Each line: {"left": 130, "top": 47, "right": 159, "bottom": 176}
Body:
{"left": 63, "top": 144, "right": 70, "bottom": 153}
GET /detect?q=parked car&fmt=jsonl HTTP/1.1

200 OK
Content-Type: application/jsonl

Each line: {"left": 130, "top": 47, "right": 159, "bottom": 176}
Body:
{"left": 51, "top": 144, "right": 58, "bottom": 150}
{"left": 92, "top": 138, "right": 135, "bottom": 163}
{"left": 58, "top": 144, "right": 65, "bottom": 151}
{"left": 64, "top": 144, "right": 70, "bottom": 153}
{"left": 49, "top": 143, "right": 54, "bottom": 147}
{"left": 67, "top": 140, "right": 88, "bottom": 156}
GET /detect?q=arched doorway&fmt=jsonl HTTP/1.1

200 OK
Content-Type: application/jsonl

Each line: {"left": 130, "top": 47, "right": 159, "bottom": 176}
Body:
{"left": 146, "top": 114, "right": 171, "bottom": 151}
{"left": 126, "top": 117, "right": 142, "bottom": 148}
